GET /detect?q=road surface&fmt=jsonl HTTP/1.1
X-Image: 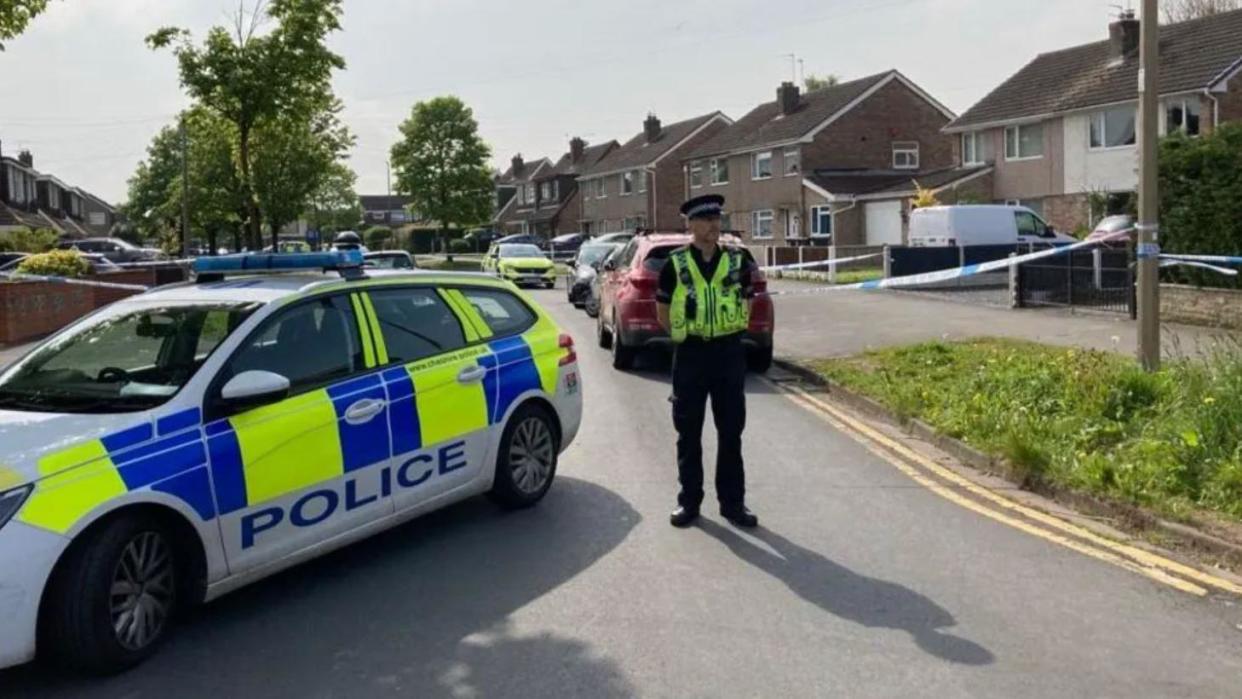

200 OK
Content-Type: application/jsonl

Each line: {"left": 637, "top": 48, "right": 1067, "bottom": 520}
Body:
{"left": 4, "top": 287, "right": 1241, "bottom": 697}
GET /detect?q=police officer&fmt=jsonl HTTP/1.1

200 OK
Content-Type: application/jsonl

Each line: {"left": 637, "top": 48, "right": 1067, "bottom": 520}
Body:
{"left": 656, "top": 194, "right": 758, "bottom": 529}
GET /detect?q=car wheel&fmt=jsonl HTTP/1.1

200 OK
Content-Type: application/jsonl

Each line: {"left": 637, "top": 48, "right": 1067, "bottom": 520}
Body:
{"left": 610, "top": 314, "right": 636, "bottom": 370}
{"left": 42, "top": 513, "right": 179, "bottom": 674}
{"left": 597, "top": 311, "right": 612, "bottom": 349}
{"left": 585, "top": 298, "right": 599, "bottom": 318}
{"left": 488, "top": 402, "right": 559, "bottom": 509}
{"left": 747, "top": 346, "right": 773, "bottom": 374}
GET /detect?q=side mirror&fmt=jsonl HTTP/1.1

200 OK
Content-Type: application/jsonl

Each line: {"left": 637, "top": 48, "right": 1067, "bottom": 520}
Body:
{"left": 219, "top": 370, "right": 291, "bottom": 412}
{"left": 603, "top": 260, "right": 616, "bottom": 272}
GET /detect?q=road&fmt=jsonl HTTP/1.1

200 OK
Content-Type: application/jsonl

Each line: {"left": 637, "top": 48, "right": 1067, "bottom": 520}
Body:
{"left": 5, "top": 287, "right": 1242, "bottom": 697}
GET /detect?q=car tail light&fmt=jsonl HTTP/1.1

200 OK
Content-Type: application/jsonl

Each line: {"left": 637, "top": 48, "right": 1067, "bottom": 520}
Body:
{"left": 750, "top": 276, "right": 768, "bottom": 295}
{"left": 558, "top": 333, "right": 577, "bottom": 366}
{"left": 627, "top": 272, "right": 658, "bottom": 296}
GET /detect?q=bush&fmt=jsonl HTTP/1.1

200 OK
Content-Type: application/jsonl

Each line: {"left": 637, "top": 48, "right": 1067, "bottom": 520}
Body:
{"left": 1159, "top": 123, "right": 1242, "bottom": 289}
{"left": 448, "top": 238, "right": 471, "bottom": 254}
{"left": 364, "top": 225, "right": 393, "bottom": 249}
{"left": 15, "top": 250, "right": 91, "bottom": 278}
{"left": 0, "top": 227, "right": 59, "bottom": 253}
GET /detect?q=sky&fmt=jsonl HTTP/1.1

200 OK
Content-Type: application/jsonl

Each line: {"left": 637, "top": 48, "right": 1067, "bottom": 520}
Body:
{"left": 0, "top": 0, "right": 1129, "bottom": 205}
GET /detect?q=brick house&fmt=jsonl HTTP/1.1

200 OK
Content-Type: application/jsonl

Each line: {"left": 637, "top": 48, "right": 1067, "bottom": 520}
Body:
{"left": 579, "top": 112, "right": 731, "bottom": 234}
{"left": 505, "top": 138, "right": 618, "bottom": 237}
{"left": 681, "top": 70, "right": 963, "bottom": 246}
{"left": 944, "top": 9, "right": 1242, "bottom": 234}
{"left": 0, "top": 145, "right": 104, "bottom": 237}
{"left": 494, "top": 155, "right": 551, "bottom": 234}
{"left": 359, "top": 195, "right": 415, "bottom": 227}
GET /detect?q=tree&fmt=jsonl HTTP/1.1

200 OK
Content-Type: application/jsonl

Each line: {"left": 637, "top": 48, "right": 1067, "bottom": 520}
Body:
{"left": 803, "top": 73, "right": 840, "bottom": 92}
{"left": 1163, "top": 0, "right": 1241, "bottom": 22}
{"left": 0, "top": 0, "right": 50, "bottom": 50}
{"left": 1158, "top": 122, "right": 1242, "bottom": 288}
{"left": 305, "top": 162, "right": 361, "bottom": 235}
{"left": 390, "top": 96, "right": 494, "bottom": 261}
{"left": 251, "top": 103, "right": 353, "bottom": 247}
{"left": 148, "top": 0, "right": 346, "bottom": 249}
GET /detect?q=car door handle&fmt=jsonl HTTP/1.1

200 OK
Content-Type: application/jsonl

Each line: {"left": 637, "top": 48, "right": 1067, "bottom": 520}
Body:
{"left": 344, "top": 398, "right": 386, "bottom": 425}
{"left": 457, "top": 365, "right": 487, "bottom": 384}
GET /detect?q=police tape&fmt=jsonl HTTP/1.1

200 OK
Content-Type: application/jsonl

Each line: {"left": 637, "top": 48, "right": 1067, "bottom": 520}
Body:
{"left": 760, "top": 233, "right": 1127, "bottom": 297}
{"left": 1159, "top": 253, "right": 1242, "bottom": 265}
{"left": 1159, "top": 259, "right": 1238, "bottom": 276}
{"left": 759, "top": 252, "right": 883, "bottom": 272}
{"left": 0, "top": 271, "right": 151, "bottom": 290}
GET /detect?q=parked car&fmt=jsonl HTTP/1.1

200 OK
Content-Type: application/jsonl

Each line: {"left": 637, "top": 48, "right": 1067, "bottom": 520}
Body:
{"left": 1085, "top": 215, "right": 1136, "bottom": 246}
{"left": 0, "top": 252, "right": 119, "bottom": 274}
{"left": 549, "top": 233, "right": 588, "bottom": 261}
{"left": 494, "top": 234, "right": 545, "bottom": 249}
{"left": 363, "top": 250, "right": 417, "bottom": 269}
{"left": 0, "top": 253, "right": 26, "bottom": 269}
{"left": 595, "top": 233, "right": 774, "bottom": 372}
{"left": 594, "top": 232, "right": 635, "bottom": 245}
{"left": 57, "top": 237, "right": 165, "bottom": 263}
{"left": 567, "top": 242, "right": 622, "bottom": 309}
{"left": 483, "top": 243, "right": 557, "bottom": 287}
{"left": 908, "top": 205, "right": 1076, "bottom": 247}
{"left": 463, "top": 229, "right": 502, "bottom": 252}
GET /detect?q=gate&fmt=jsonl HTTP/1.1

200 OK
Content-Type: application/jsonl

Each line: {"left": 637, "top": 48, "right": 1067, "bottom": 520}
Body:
{"left": 1016, "top": 247, "right": 1135, "bottom": 316}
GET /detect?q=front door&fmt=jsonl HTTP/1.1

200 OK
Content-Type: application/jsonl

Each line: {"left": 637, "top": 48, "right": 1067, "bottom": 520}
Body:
{"left": 205, "top": 294, "right": 395, "bottom": 575}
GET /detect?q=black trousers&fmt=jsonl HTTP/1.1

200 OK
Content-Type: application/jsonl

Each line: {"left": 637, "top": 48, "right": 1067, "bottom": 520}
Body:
{"left": 671, "top": 336, "right": 747, "bottom": 510}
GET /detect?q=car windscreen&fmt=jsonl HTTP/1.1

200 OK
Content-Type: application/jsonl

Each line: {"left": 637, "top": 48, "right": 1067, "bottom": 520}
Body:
{"left": 499, "top": 245, "right": 545, "bottom": 258}
{"left": 366, "top": 254, "right": 413, "bottom": 269}
{"left": 1094, "top": 216, "right": 1134, "bottom": 234}
{"left": 643, "top": 245, "right": 755, "bottom": 273}
{"left": 576, "top": 244, "right": 615, "bottom": 266}
{"left": 0, "top": 302, "right": 259, "bottom": 414}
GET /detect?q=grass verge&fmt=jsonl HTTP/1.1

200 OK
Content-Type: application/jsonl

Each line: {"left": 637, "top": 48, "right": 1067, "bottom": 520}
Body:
{"left": 778, "top": 267, "right": 883, "bottom": 285}
{"left": 808, "top": 338, "right": 1242, "bottom": 524}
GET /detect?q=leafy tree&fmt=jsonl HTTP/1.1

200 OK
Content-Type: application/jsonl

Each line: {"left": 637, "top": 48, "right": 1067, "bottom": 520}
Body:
{"left": 251, "top": 104, "right": 353, "bottom": 247}
{"left": 123, "top": 124, "right": 183, "bottom": 242}
{"left": 910, "top": 181, "right": 940, "bottom": 209}
{"left": 364, "top": 225, "right": 392, "bottom": 249}
{"left": 1163, "top": 0, "right": 1241, "bottom": 22}
{"left": 306, "top": 161, "right": 361, "bottom": 234}
{"left": 389, "top": 96, "right": 494, "bottom": 261}
{"left": 0, "top": 0, "right": 50, "bottom": 50}
{"left": 803, "top": 73, "right": 840, "bottom": 92}
{"left": 148, "top": 0, "right": 346, "bottom": 249}
{"left": 1158, "top": 123, "right": 1242, "bottom": 288}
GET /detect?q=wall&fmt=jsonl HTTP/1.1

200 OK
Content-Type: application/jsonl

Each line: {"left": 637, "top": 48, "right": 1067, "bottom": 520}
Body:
{"left": 1213, "top": 76, "right": 1242, "bottom": 126}
{"left": 579, "top": 171, "right": 649, "bottom": 233}
{"left": 1062, "top": 111, "right": 1138, "bottom": 195}
{"left": 1160, "top": 284, "right": 1242, "bottom": 330}
{"left": 0, "top": 269, "right": 161, "bottom": 345}
{"left": 990, "top": 118, "right": 1065, "bottom": 201}
{"left": 1043, "top": 193, "right": 1091, "bottom": 234}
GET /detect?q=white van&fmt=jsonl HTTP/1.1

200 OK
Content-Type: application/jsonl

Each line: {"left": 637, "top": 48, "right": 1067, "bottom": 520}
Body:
{"left": 908, "top": 205, "right": 1077, "bottom": 247}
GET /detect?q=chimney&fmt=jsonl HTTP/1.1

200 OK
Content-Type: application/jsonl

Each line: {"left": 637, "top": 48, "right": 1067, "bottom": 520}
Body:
{"left": 1109, "top": 9, "right": 1140, "bottom": 62}
{"left": 511, "top": 154, "right": 524, "bottom": 177}
{"left": 570, "top": 137, "right": 586, "bottom": 161}
{"left": 18, "top": 150, "right": 33, "bottom": 168}
{"left": 644, "top": 114, "right": 661, "bottom": 143}
{"left": 778, "top": 81, "right": 801, "bottom": 116}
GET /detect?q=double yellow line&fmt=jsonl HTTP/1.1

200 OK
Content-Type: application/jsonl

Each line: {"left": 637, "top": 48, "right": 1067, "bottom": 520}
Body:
{"left": 772, "top": 380, "right": 1242, "bottom": 598}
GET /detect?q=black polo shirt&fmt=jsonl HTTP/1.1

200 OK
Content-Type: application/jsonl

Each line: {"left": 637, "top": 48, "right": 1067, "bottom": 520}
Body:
{"left": 656, "top": 245, "right": 755, "bottom": 304}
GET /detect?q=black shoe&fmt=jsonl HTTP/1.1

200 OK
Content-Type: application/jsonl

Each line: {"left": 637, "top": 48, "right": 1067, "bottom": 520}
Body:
{"left": 721, "top": 506, "right": 758, "bottom": 529}
{"left": 670, "top": 506, "right": 700, "bottom": 528}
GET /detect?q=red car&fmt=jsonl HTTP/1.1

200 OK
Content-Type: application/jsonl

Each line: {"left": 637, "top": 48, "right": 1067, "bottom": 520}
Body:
{"left": 595, "top": 232, "right": 774, "bottom": 372}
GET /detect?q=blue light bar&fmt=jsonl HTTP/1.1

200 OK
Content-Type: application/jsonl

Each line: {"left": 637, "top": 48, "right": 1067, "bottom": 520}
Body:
{"left": 192, "top": 251, "right": 364, "bottom": 274}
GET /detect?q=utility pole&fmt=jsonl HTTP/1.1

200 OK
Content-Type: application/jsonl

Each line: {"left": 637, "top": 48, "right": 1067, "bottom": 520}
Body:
{"left": 179, "top": 117, "right": 191, "bottom": 260}
{"left": 1136, "top": 0, "right": 1161, "bottom": 371}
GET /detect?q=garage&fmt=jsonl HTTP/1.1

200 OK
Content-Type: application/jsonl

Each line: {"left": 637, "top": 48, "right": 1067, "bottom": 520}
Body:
{"left": 864, "top": 200, "right": 904, "bottom": 246}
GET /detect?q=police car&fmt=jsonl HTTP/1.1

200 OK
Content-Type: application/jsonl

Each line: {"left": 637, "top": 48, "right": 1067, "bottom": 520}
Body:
{"left": 0, "top": 251, "right": 582, "bottom": 673}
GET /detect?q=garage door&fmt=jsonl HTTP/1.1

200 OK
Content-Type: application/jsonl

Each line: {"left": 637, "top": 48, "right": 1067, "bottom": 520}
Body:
{"left": 865, "top": 201, "right": 903, "bottom": 246}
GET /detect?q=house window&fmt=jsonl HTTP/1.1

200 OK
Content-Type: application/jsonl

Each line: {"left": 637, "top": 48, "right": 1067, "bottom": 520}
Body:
{"left": 1004, "top": 124, "right": 1044, "bottom": 160}
{"left": 710, "top": 157, "right": 729, "bottom": 185}
{"left": 592, "top": 178, "right": 605, "bottom": 199}
{"left": 1164, "top": 98, "right": 1201, "bottom": 137}
{"left": 623, "top": 215, "right": 646, "bottom": 230}
{"left": 524, "top": 183, "right": 535, "bottom": 205}
{"left": 637, "top": 170, "right": 646, "bottom": 193}
{"left": 621, "top": 171, "right": 633, "bottom": 196}
{"left": 810, "top": 206, "right": 833, "bottom": 237}
{"left": 689, "top": 161, "right": 703, "bottom": 188}
{"left": 48, "top": 186, "right": 61, "bottom": 210}
{"left": 752, "top": 151, "right": 773, "bottom": 180}
{"left": 540, "top": 181, "right": 552, "bottom": 201}
{"left": 751, "top": 210, "right": 774, "bottom": 239}
{"left": 783, "top": 147, "right": 801, "bottom": 176}
{"left": 1089, "top": 105, "right": 1136, "bottom": 149}
{"left": 962, "top": 131, "right": 991, "bottom": 166}
{"left": 892, "top": 142, "right": 920, "bottom": 169}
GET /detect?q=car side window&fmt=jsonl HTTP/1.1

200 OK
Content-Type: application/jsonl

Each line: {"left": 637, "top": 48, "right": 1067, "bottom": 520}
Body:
{"left": 367, "top": 288, "right": 466, "bottom": 364}
{"left": 615, "top": 240, "right": 638, "bottom": 268}
{"left": 1014, "top": 212, "right": 1038, "bottom": 237}
{"left": 221, "top": 295, "right": 362, "bottom": 396}
{"left": 458, "top": 288, "right": 536, "bottom": 338}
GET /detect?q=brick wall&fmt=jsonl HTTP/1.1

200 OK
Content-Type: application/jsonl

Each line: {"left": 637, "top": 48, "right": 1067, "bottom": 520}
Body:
{"left": 1042, "top": 193, "right": 1090, "bottom": 234}
{"left": 0, "top": 269, "right": 159, "bottom": 345}
{"left": 1160, "top": 284, "right": 1242, "bottom": 330}
{"left": 1214, "top": 77, "right": 1242, "bottom": 126}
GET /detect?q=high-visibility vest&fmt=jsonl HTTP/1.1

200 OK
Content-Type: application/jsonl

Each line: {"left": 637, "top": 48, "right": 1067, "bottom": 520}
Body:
{"left": 668, "top": 247, "right": 750, "bottom": 343}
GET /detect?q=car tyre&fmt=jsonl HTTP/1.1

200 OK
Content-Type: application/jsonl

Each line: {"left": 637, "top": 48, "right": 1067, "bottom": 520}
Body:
{"left": 488, "top": 402, "right": 559, "bottom": 509}
{"left": 597, "top": 311, "right": 612, "bottom": 349}
{"left": 42, "top": 513, "right": 179, "bottom": 675}
{"left": 610, "top": 314, "right": 636, "bottom": 370}
{"left": 747, "top": 346, "right": 773, "bottom": 374}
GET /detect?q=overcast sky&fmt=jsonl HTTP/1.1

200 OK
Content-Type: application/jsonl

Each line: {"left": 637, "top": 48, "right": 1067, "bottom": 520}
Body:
{"left": 0, "top": 0, "right": 1126, "bottom": 204}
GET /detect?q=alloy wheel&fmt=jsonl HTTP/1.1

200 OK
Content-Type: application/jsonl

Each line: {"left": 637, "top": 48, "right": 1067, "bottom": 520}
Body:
{"left": 109, "top": 531, "right": 175, "bottom": 651}
{"left": 509, "top": 416, "right": 555, "bottom": 494}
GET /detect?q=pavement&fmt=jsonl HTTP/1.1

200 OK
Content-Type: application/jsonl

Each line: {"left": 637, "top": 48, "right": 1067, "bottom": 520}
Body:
{"left": 5, "top": 287, "right": 1241, "bottom": 697}
{"left": 770, "top": 280, "right": 1234, "bottom": 360}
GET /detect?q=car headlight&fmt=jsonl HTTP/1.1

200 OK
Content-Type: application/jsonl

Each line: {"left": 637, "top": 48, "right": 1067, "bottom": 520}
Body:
{"left": 0, "top": 484, "right": 33, "bottom": 530}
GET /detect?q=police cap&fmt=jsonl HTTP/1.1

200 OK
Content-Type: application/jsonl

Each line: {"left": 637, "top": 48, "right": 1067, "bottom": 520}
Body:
{"left": 680, "top": 194, "right": 725, "bottom": 221}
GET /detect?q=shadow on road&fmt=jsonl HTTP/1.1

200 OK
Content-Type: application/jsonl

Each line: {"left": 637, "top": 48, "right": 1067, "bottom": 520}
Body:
{"left": 698, "top": 520, "right": 995, "bottom": 667}
{"left": 4, "top": 477, "right": 640, "bottom": 698}
{"left": 619, "top": 356, "right": 781, "bottom": 396}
